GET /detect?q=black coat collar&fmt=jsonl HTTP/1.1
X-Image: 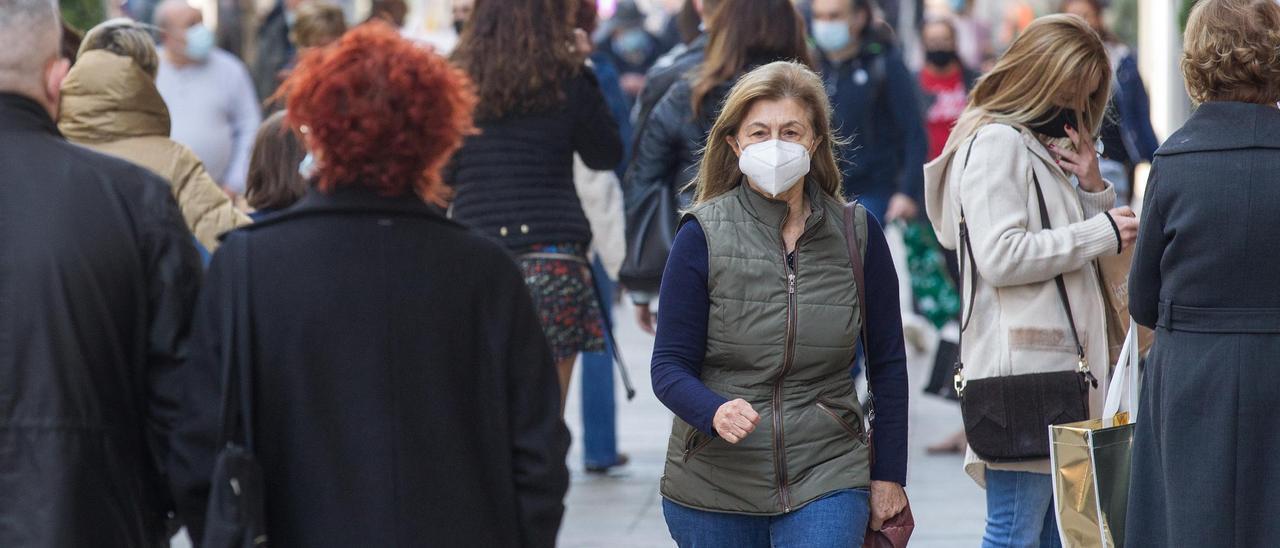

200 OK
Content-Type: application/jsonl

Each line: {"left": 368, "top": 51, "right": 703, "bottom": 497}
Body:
{"left": 241, "top": 186, "right": 459, "bottom": 232}
{"left": 0, "top": 93, "right": 59, "bottom": 136}
{"left": 1157, "top": 102, "right": 1280, "bottom": 156}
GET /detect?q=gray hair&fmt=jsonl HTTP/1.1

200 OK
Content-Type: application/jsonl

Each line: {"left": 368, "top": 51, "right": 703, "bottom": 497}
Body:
{"left": 153, "top": 0, "right": 200, "bottom": 28}
{"left": 80, "top": 18, "right": 161, "bottom": 78}
{"left": 0, "top": 0, "right": 60, "bottom": 94}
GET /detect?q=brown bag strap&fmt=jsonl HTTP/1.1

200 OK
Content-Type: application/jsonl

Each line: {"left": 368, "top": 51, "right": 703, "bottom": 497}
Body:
{"left": 841, "top": 203, "right": 873, "bottom": 444}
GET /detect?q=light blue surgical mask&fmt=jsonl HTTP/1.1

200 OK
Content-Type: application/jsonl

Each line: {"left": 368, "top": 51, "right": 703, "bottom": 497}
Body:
{"left": 298, "top": 152, "right": 317, "bottom": 179}
{"left": 184, "top": 24, "right": 215, "bottom": 62}
{"left": 811, "top": 20, "right": 851, "bottom": 52}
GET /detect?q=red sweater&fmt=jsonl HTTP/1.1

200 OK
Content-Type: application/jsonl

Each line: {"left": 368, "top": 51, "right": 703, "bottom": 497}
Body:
{"left": 920, "top": 65, "right": 969, "bottom": 161}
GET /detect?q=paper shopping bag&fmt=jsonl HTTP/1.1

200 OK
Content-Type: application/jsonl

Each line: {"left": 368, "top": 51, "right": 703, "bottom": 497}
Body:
{"left": 1096, "top": 249, "right": 1154, "bottom": 363}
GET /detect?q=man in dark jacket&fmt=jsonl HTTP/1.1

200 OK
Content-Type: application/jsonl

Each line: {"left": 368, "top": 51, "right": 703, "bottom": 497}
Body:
{"left": 811, "top": 0, "right": 928, "bottom": 223}
{"left": 0, "top": 1, "right": 203, "bottom": 545}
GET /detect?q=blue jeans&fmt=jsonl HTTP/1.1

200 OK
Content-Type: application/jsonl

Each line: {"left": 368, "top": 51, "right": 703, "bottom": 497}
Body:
{"left": 983, "top": 469, "right": 1062, "bottom": 548}
{"left": 581, "top": 258, "right": 620, "bottom": 468}
{"left": 663, "top": 489, "right": 870, "bottom": 548}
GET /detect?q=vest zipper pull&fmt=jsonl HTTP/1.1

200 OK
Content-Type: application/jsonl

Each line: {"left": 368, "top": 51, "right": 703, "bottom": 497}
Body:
{"left": 787, "top": 273, "right": 796, "bottom": 294}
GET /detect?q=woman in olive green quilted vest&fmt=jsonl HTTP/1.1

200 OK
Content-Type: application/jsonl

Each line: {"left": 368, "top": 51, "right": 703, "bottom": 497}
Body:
{"left": 650, "top": 60, "right": 911, "bottom": 547}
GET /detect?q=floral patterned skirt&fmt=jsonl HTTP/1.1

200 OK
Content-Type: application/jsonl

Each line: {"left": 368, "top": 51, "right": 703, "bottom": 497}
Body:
{"left": 517, "top": 243, "right": 606, "bottom": 363}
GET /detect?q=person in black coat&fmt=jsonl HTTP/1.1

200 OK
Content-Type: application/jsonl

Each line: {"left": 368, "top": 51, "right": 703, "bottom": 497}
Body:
{"left": 168, "top": 25, "right": 570, "bottom": 547}
{"left": 448, "top": 0, "right": 623, "bottom": 411}
{"left": 0, "top": 3, "right": 202, "bottom": 545}
{"left": 1125, "top": 1, "right": 1280, "bottom": 546}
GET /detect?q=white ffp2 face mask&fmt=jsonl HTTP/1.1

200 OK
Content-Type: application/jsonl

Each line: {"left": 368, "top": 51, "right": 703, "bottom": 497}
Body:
{"left": 737, "top": 139, "right": 811, "bottom": 197}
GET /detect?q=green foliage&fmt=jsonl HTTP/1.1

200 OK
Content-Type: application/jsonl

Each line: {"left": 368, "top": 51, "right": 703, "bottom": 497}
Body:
{"left": 1109, "top": 0, "right": 1139, "bottom": 47}
{"left": 1180, "top": 0, "right": 1198, "bottom": 33}
{"left": 60, "top": 0, "right": 104, "bottom": 34}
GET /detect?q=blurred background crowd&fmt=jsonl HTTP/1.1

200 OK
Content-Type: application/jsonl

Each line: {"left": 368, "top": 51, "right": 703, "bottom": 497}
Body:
{"left": 51, "top": 0, "right": 1202, "bottom": 216}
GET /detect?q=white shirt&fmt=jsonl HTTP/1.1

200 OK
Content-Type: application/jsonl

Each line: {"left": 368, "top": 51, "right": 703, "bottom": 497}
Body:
{"left": 156, "top": 48, "right": 262, "bottom": 193}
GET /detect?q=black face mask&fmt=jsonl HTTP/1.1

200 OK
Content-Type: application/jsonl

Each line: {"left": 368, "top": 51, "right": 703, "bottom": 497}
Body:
{"left": 1027, "top": 108, "right": 1079, "bottom": 139}
{"left": 925, "top": 49, "right": 958, "bottom": 68}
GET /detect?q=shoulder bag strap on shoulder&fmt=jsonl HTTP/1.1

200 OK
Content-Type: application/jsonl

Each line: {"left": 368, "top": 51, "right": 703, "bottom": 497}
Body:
{"left": 957, "top": 133, "right": 981, "bottom": 334}
{"left": 1030, "top": 174, "right": 1096, "bottom": 386}
{"left": 842, "top": 203, "right": 874, "bottom": 439}
{"left": 954, "top": 132, "right": 982, "bottom": 394}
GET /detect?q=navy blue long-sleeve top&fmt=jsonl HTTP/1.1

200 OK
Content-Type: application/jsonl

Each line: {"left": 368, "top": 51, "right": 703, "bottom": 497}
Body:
{"left": 650, "top": 214, "right": 910, "bottom": 486}
{"left": 818, "top": 44, "right": 928, "bottom": 205}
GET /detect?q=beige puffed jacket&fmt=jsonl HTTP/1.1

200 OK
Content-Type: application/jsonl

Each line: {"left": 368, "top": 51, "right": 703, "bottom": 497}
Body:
{"left": 59, "top": 50, "right": 251, "bottom": 252}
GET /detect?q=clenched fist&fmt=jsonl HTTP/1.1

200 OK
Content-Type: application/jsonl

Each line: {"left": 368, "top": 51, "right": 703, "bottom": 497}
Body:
{"left": 714, "top": 399, "right": 760, "bottom": 444}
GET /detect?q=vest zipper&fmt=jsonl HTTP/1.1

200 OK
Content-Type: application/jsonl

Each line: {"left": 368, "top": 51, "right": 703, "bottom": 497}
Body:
{"left": 773, "top": 250, "right": 793, "bottom": 512}
{"left": 773, "top": 233, "right": 806, "bottom": 513}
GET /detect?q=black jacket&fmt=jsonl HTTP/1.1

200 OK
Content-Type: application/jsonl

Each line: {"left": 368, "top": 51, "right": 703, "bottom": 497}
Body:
{"left": 169, "top": 187, "right": 571, "bottom": 547}
{"left": 631, "top": 33, "right": 707, "bottom": 134}
{"left": 625, "top": 61, "right": 764, "bottom": 210}
{"left": 250, "top": 1, "right": 294, "bottom": 101}
{"left": 446, "top": 70, "right": 622, "bottom": 251}
{"left": 0, "top": 93, "right": 202, "bottom": 547}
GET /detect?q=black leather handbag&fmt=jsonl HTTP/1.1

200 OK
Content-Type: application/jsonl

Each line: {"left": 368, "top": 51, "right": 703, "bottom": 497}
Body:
{"left": 953, "top": 133, "right": 1098, "bottom": 463}
{"left": 202, "top": 233, "right": 268, "bottom": 548}
{"left": 618, "top": 179, "right": 678, "bottom": 294}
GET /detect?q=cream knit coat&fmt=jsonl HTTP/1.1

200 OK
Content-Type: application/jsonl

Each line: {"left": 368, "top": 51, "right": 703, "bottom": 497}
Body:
{"left": 924, "top": 123, "right": 1120, "bottom": 487}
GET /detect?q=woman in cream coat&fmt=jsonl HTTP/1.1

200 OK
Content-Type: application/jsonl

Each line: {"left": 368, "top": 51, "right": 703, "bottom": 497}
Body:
{"left": 923, "top": 15, "right": 1138, "bottom": 547}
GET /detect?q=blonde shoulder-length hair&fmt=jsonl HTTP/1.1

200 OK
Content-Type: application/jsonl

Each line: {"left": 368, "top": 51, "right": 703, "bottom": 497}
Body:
{"left": 940, "top": 14, "right": 1111, "bottom": 158}
{"left": 691, "top": 61, "right": 845, "bottom": 206}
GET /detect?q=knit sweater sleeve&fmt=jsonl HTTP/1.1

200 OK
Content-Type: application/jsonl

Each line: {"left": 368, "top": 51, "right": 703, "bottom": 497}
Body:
{"left": 650, "top": 219, "right": 727, "bottom": 435}
{"left": 571, "top": 70, "right": 624, "bottom": 171}
{"left": 958, "top": 125, "right": 1119, "bottom": 287}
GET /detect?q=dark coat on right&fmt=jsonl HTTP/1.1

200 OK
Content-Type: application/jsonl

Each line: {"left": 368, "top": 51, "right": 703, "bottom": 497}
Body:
{"left": 1127, "top": 102, "right": 1280, "bottom": 547}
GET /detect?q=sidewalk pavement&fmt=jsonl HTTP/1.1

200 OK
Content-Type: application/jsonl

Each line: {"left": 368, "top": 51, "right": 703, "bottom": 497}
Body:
{"left": 559, "top": 303, "right": 987, "bottom": 547}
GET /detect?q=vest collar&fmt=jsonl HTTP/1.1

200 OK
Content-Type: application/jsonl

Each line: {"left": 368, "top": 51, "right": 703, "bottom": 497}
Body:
{"left": 735, "top": 177, "right": 827, "bottom": 231}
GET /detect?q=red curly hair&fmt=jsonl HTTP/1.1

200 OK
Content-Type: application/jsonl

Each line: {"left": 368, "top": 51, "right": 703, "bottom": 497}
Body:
{"left": 282, "top": 23, "right": 476, "bottom": 200}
